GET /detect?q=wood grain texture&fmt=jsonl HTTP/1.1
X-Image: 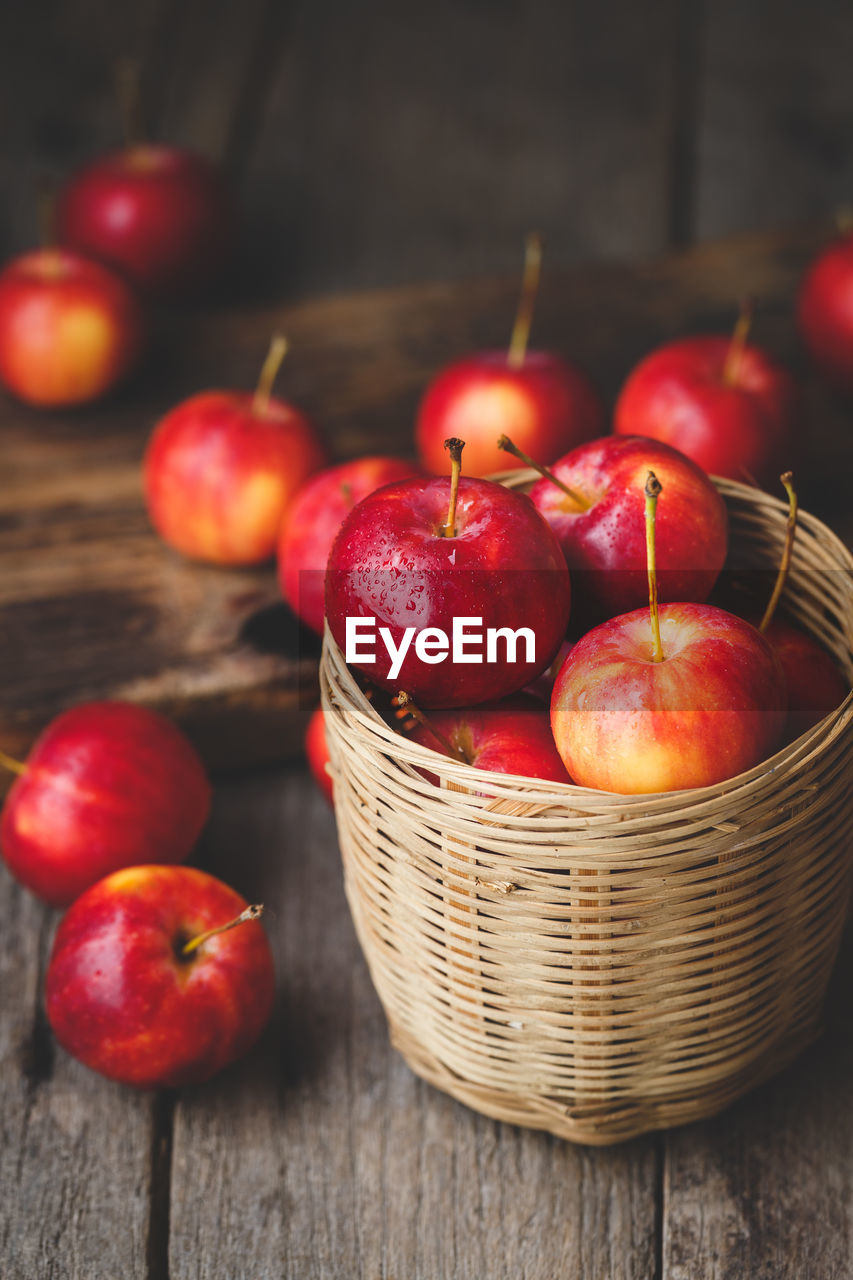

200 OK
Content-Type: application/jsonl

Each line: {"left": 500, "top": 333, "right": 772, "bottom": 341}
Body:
{"left": 167, "top": 770, "right": 658, "bottom": 1280}
{"left": 663, "top": 934, "right": 853, "bottom": 1279}
{"left": 695, "top": 0, "right": 853, "bottom": 242}
{"left": 240, "top": 0, "right": 681, "bottom": 294}
{"left": 0, "top": 865, "right": 157, "bottom": 1280}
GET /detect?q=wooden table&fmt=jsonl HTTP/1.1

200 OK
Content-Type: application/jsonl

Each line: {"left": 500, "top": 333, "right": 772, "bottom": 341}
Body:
{"left": 2, "top": 225, "right": 852, "bottom": 1278}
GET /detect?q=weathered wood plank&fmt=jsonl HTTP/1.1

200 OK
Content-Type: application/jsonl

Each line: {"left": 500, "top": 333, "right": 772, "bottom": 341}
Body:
{"left": 662, "top": 933, "right": 853, "bottom": 1279}
{"left": 0, "top": 865, "right": 157, "bottom": 1279}
{"left": 239, "top": 0, "right": 681, "bottom": 294}
{"left": 695, "top": 0, "right": 853, "bottom": 242}
{"left": 168, "top": 771, "right": 658, "bottom": 1279}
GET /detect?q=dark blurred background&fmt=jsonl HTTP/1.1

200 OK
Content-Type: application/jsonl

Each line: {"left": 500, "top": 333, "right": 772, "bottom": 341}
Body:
{"left": 1, "top": 0, "right": 852, "bottom": 298}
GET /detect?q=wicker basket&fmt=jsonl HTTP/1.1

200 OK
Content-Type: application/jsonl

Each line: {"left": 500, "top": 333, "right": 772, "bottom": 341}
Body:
{"left": 321, "top": 475, "right": 853, "bottom": 1145}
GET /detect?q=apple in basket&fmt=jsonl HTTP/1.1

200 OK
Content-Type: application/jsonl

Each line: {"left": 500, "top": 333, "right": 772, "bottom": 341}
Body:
{"left": 396, "top": 691, "right": 572, "bottom": 784}
{"left": 500, "top": 432, "right": 728, "bottom": 626}
{"left": 551, "top": 472, "right": 786, "bottom": 793}
{"left": 325, "top": 438, "right": 571, "bottom": 706}
{"left": 614, "top": 301, "right": 798, "bottom": 487}
{"left": 743, "top": 472, "right": 849, "bottom": 743}
{"left": 415, "top": 234, "right": 602, "bottom": 477}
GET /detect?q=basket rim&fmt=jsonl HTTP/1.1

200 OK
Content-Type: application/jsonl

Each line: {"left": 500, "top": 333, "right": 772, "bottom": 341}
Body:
{"left": 321, "top": 473, "right": 853, "bottom": 814}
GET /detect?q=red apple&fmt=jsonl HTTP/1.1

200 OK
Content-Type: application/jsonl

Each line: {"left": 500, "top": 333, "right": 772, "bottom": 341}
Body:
{"left": 415, "top": 235, "right": 602, "bottom": 477}
{"left": 551, "top": 602, "right": 786, "bottom": 793}
{"left": 325, "top": 441, "right": 571, "bottom": 706}
{"left": 45, "top": 865, "right": 275, "bottom": 1087}
{"left": 513, "top": 434, "right": 728, "bottom": 624}
{"left": 614, "top": 312, "right": 798, "bottom": 486}
{"left": 405, "top": 693, "right": 572, "bottom": 784}
{"left": 798, "top": 232, "right": 853, "bottom": 394}
{"left": 0, "top": 701, "right": 211, "bottom": 908}
{"left": 740, "top": 470, "right": 849, "bottom": 742}
{"left": 278, "top": 455, "right": 423, "bottom": 634}
{"left": 305, "top": 706, "right": 333, "bottom": 804}
{"left": 761, "top": 618, "right": 848, "bottom": 741}
{"left": 57, "top": 145, "right": 233, "bottom": 300}
{"left": 0, "top": 248, "right": 144, "bottom": 407}
{"left": 144, "top": 335, "right": 326, "bottom": 565}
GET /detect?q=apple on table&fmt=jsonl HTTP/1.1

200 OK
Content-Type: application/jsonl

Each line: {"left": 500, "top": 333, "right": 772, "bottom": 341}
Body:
{"left": 45, "top": 865, "right": 275, "bottom": 1088}
{"left": 416, "top": 234, "right": 602, "bottom": 477}
{"left": 0, "top": 248, "right": 144, "bottom": 407}
{"left": 0, "top": 701, "right": 211, "bottom": 907}
{"left": 798, "top": 226, "right": 853, "bottom": 395}
{"left": 57, "top": 145, "right": 233, "bottom": 300}
{"left": 144, "top": 334, "right": 326, "bottom": 565}
{"left": 279, "top": 455, "right": 423, "bottom": 636}
{"left": 305, "top": 706, "right": 334, "bottom": 805}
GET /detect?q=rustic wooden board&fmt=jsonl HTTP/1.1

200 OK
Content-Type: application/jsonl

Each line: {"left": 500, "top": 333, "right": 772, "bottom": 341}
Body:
{"left": 696, "top": 0, "right": 853, "bottom": 243}
{"left": 663, "top": 934, "right": 853, "bottom": 1279}
{"left": 167, "top": 772, "right": 659, "bottom": 1280}
{"left": 2, "top": 223, "right": 850, "bottom": 771}
{"left": 0, "top": 864, "right": 160, "bottom": 1279}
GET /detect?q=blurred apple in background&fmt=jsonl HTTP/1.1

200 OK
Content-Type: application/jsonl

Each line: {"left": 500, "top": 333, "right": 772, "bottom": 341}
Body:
{"left": 305, "top": 706, "right": 333, "bottom": 804}
{"left": 503, "top": 433, "right": 728, "bottom": 625}
{"left": 144, "top": 333, "right": 326, "bottom": 565}
{"left": 614, "top": 302, "right": 798, "bottom": 487}
{"left": 0, "top": 701, "right": 210, "bottom": 907}
{"left": 402, "top": 692, "right": 572, "bottom": 784}
{"left": 56, "top": 61, "right": 233, "bottom": 300}
{"left": 0, "top": 248, "right": 144, "bottom": 407}
{"left": 415, "top": 234, "right": 602, "bottom": 477}
{"left": 798, "top": 228, "right": 853, "bottom": 395}
{"left": 278, "top": 455, "right": 423, "bottom": 634}
{"left": 58, "top": 146, "right": 233, "bottom": 301}
{"left": 45, "top": 865, "right": 275, "bottom": 1087}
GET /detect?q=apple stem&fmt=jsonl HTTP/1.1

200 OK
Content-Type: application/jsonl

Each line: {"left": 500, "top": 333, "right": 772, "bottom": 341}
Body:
{"left": 116, "top": 58, "right": 145, "bottom": 149}
{"left": 0, "top": 749, "right": 27, "bottom": 778}
{"left": 497, "top": 435, "right": 590, "bottom": 509}
{"left": 442, "top": 437, "right": 465, "bottom": 537}
{"left": 759, "top": 471, "right": 798, "bottom": 633}
{"left": 340, "top": 481, "right": 354, "bottom": 508}
{"left": 394, "top": 692, "right": 469, "bottom": 764}
{"left": 507, "top": 232, "right": 543, "bottom": 369}
{"left": 722, "top": 296, "right": 754, "bottom": 386}
{"left": 253, "top": 334, "right": 289, "bottom": 417}
{"left": 645, "top": 471, "right": 664, "bottom": 663}
{"left": 180, "top": 904, "right": 264, "bottom": 958}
